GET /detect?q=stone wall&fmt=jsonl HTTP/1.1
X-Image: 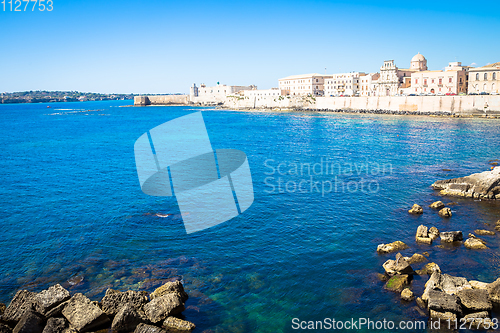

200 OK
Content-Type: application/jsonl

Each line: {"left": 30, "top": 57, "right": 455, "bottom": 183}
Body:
{"left": 134, "top": 95, "right": 189, "bottom": 106}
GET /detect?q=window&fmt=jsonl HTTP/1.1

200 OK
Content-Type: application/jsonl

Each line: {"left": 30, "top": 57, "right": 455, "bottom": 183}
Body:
{"left": 476, "top": 73, "right": 479, "bottom": 80}
{"left": 449, "top": 77, "right": 452, "bottom": 83}
{"left": 494, "top": 73, "right": 497, "bottom": 80}
{"left": 439, "top": 78, "right": 442, "bottom": 85}
{"left": 484, "top": 73, "right": 488, "bottom": 80}
{"left": 415, "top": 79, "right": 418, "bottom": 84}
{"left": 424, "top": 79, "right": 427, "bottom": 85}
{"left": 432, "top": 79, "right": 435, "bottom": 84}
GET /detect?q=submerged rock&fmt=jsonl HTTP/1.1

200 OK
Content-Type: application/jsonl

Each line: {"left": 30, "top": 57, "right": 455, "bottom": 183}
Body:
{"left": 385, "top": 275, "right": 410, "bottom": 292}
{"left": 431, "top": 167, "right": 500, "bottom": 199}
{"left": 376, "top": 241, "right": 409, "bottom": 254}
{"left": 429, "top": 201, "right": 445, "bottom": 209}
{"left": 408, "top": 204, "right": 423, "bottom": 214}
{"left": 474, "top": 229, "right": 495, "bottom": 236}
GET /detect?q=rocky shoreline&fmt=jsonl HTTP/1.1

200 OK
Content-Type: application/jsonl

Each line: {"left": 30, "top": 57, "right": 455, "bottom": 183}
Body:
{"left": 0, "top": 281, "right": 194, "bottom": 333}
{"left": 377, "top": 167, "right": 500, "bottom": 328}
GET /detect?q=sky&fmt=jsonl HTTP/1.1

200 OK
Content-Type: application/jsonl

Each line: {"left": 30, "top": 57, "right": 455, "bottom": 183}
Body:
{"left": 1, "top": 0, "right": 499, "bottom": 94}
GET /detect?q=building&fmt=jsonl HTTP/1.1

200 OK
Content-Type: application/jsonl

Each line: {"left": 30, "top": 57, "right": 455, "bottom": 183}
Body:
{"left": 374, "top": 53, "right": 427, "bottom": 96}
{"left": 324, "top": 72, "right": 364, "bottom": 97}
{"left": 410, "top": 62, "right": 468, "bottom": 95}
{"left": 278, "top": 73, "right": 332, "bottom": 96}
{"left": 468, "top": 62, "right": 500, "bottom": 94}
{"left": 243, "top": 88, "right": 281, "bottom": 97}
{"left": 190, "top": 83, "right": 256, "bottom": 102}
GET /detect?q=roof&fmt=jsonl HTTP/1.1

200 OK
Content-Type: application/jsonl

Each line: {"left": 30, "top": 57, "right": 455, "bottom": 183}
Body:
{"left": 469, "top": 62, "right": 500, "bottom": 71}
{"left": 279, "top": 73, "right": 332, "bottom": 80}
{"left": 411, "top": 53, "right": 426, "bottom": 62}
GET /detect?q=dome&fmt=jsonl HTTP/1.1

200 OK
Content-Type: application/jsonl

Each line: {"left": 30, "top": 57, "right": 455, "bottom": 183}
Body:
{"left": 412, "top": 53, "right": 426, "bottom": 62}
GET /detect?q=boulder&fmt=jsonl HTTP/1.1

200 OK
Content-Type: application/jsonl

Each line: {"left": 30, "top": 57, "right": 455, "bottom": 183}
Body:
{"left": 416, "top": 262, "right": 441, "bottom": 276}
{"left": 422, "top": 271, "right": 442, "bottom": 301}
{"left": 416, "top": 297, "right": 426, "bottom": 310}
{"left": 486, "top": 277, "right": 500, "bottom": 303}
{"left": 438, "top": 208, "right": 452, "bottom": 218}
{"left": 3, "top": 290, "right": 38, "bottom": 324}
{"left": 429, "top": 201, "right": 445, "bottom": 209}
{"left": 134, "top": 323, "right": 166, "bottom": 333}
{"left": 441, "top": 274, "right": 472, "bottom": 295}
{"left": 474, "top": 229, "right": 495, "bottom": 236}
{"left": 440, "top": 231, "right": 463, "bottom": 243}
{"left": 457, "top": 289, "right": 492, "bottom": 311}
{"left": 463, "top": 312, "right": 495, "bottom": 330}
{"left": 384, "top": 275, "right": 410, "bottom": 292}
{"left": 401, "top": 288, "right": 414, "bottom": 301}
{"left": 382, "top": 253, "right": 414, "bottom": 276}
{"left": 45, "top": 301, "right": 69, "bottom": 318}
{"left": 61, "top": 293, "right": 110, "bottom": 332}
{"left": 427, "top": 290, "right": 462, "bottom": 314}
{"left": 35, "top": 285, "right": 71, "bottom": 315}
{"left": 464, "top": 238, "right": 488, "bottom": 250}
{"left": 150, "top": 281, "right": 189, "bottom": 303}
{"left": 42, "top": 318, "right": 68, "bottom": 333}
{"left": 469, "top": 280, "right": 488, "bottom": 290}
{"left": 407, "top": 253, "right": 427, "bottom": 265}
{"left": 429, "top": 227, "right": 440, "bottom": 241}
{"left": 416, "top": 225, "right": 428, "bottom": 238}
{"left": 415, "top": 236, "right": 432, "bottom": 244}
{"left": 0, "top": 324, "right": 12, "bottom": 333}
{"left": 163, "top": 317, "right": 196, "bottom": 332}
{"left": 0, "top": 303, "right": 5, "bottom": 315}
{"left": 12, "top": 310, "right": 44, "bottom": 333}
{"left": 408, "top": 204, "right": 423, "bottom": 214}
{"left": 429, "top": 309, "right": 457, "bottom": 322}
{"left": 376, "top": 241, "right": 409, "bottom": 254}
{"left": 143, "top": 293, "right": 184, "bottom": 324}
{"left": 431, "top": 167, "right": 500, "bottom": 199}
{"left": 101, "top": 289, "right": 149, "bottom": 316}
{"left": 111, "top": 304, "right": 148, "bottom": 333}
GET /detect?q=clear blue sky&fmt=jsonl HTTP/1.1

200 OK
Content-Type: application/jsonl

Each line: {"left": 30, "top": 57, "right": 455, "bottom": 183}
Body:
{"left": 1, "top": 0, "right": 499, "bottom": 94}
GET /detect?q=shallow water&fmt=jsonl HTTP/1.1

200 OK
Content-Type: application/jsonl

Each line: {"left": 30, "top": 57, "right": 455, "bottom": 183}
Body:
{"left": 1, "top": 101, "right": 500, "bottom": 332}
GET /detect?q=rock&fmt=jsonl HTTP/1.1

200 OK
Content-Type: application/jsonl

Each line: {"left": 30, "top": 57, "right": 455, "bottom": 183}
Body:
{"left": 470, "top": 280, "right": 489, "bottom": 290}
{"left": 431, "top": 167, "right": 500, "bottom": 199}
{"left": 463, "top": 312, "right": 495, "bottom": 330}
{"left": 464, "top": 238, "right": 488, "bottom": 249}
{"left": 408, "top": 204, "right": 423, "bottom": 214}
{"left": 382, "top": 253, "right": 414, "bottom": 276}
{"left": 429, "top": 227, "right": 440, "bottom": 241}
{"left": 384, "top": 275, "right": 410, "bottom": 292}
{"left": 376, "top": 241, "right": 409, "bottom": 254}
{"left": 441, "top": 274, "right": 472, "bottom": 295}
{"left": 401, "top": 288, "right": 414, "bottom": 301}
{"left": 111, "top": 304, "right": 148, "bottom": 333}
{"left": 101, "top": 289, "right": 149, "bottom": 316}
{"left": 416, "top": 297, "right": 426, "bottom": 309}
{"left": 422, "top": 251, "right": 429, "bottom": 257}
{"left": 61, "top": 293, "right": 110, "bottom": 332}
{"left": 415, "top": 236, "right": 432, "bottom": 244}
{"left": 12, "top": 310, "right": 44, "bottom": 333}
{"left": 474, "top": 229, "right": 495, "bottom": 236}
{"left": 134, "top": 323, "right": 166, "bottom": 333}
{"left": 35, "top": 284, "right": 71, "bottom": 315}
{"left": 42, "top": 318, "right": 68, "bottom": 333}
{"left": 163, "top": 317, "right": 196, "bottom": 332}
{"left": 486, "top": 277, "right": 500, "bottom": 302}
{"left": 376, "top": 273, "right": 388, "bottom": 281}
{"left": 429, "top": 201, "right": 445, "bottom": 209}
{"left": 407, "top": 253, "right": 427, "bottom": 265}
{"left": 438, "top": 207, "right": 452, "bottom": 218}
{"left": 3, "top": 290, "right": 38, "bottom": 324}
{"left": 143, "top": 293, "right": 184, "bottom": 324}
{"left": 422, "top": 271, "right": 442, "bottom": 301}
{"left": 150, "top": 281, "right": 189, "bottom": 304}
{"left": 0, "top": 324, "right": 12, "bottom": 333}
{"left": 416, "top": 225, "right": 428, "bottom": 238}
{"left": 427, "top": 290, "right": 462, "bottom": 314}
{"left": 429, "top": 309, "right": 457, "bottom": 321}
{"left": 464, "top": 311, "right": 489, "bottom": 319}
{"left": 0, "top": 303, "right": 5, "bottom": 315}
{"left": 457, "top": 289, "right": 492, "bottom": 311}
{"left": 416, "top": 262, "right": 441, "bottom": 276}
{"left": 440, "top": 231, "right": 463, "bottom": 242}
{"left": 45, "top": 301, "right": 69, "bottom": 319}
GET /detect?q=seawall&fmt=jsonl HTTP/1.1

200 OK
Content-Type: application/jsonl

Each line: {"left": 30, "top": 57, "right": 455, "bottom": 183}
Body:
{"left": 134, "top": 94, "right": 500, "bottom": 115}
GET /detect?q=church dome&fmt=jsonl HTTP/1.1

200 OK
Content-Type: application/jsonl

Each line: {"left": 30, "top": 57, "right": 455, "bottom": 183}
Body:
{"left": 412, "top": 53, "right": 426, "bottom": 62}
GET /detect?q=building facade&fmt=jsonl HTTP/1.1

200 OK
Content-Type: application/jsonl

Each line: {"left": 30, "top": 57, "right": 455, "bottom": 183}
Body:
{"left": 190, "top": 83, "right": 256, "bottom": 102}
{"left": 243, "top": 88, "right": 281, "bottom": 97}
{"left": 468, "top": 62, "right": 500, "bottom": 94}
{"left": 373, "top": 54, "right": 427, "bottom": 96}
{"left": 409, "top": 62, "right": 468, "bottom": 95}
{"left": 278, "top": 74, "right": 332, "bottom": 96}
{"left": 324, "top": 72, "right": 364, "bottom": 97}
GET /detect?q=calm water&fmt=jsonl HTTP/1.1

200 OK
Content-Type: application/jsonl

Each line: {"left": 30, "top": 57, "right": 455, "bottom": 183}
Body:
{"left": 1, "top": 101, "right": 500, "bottom": 332}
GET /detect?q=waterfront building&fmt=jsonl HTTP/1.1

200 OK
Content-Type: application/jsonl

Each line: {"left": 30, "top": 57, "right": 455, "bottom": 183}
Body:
{"left": 374, "top": 53, "right": 427, "bottom": 96}
{"left": 324, "top": 72, "right": 364, "bottom": 97}
{"left": 190, "top": 83, "right": 256, "bottom": 102}
{"left": 410, "top": 62, "right": 468, "bottom": 95}
{"left": 243, "top": 88, "right": 281, "bottom": 97}
{"left": 278, "top": 73, "right": 332, "bottom": 96}
{"left": 468, "top": 62, "right": 500, "bottom": 94}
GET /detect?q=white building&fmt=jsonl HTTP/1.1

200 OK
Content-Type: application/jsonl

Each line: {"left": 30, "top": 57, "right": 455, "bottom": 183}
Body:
{"left": 468, "top": 62, "right": 500, "bottom": 94}
{"left": 278, "top": 73, "right": 332, "bottom": 96}
{"left": 243, "top": 88, "right": 281, "bottom": 97}
{"left": 410, "top": 62, "right": 468, "bottom": 95}
{"left": 324, "top": 72, "right": 364, "bottom": 97}
{"left": 190, "top": 83, "right": 256, "bottom": 102}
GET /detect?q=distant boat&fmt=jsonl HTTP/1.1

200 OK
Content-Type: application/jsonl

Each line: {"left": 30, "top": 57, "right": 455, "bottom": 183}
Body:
{"left": 47, "top": 106, "right": 51, "bottom": 108}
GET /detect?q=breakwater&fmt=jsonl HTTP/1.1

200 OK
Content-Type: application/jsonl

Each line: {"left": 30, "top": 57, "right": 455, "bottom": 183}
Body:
{"left": 135, "top": 94, "right": 500, "bottom": 115}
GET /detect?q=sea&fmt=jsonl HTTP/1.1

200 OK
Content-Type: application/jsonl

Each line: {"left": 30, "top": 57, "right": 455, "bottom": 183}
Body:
{"left": 1, "top": 100, "right": 500, "bottom": 332}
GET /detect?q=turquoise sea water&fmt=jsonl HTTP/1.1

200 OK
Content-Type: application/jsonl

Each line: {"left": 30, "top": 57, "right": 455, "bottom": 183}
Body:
{"left": 1, "top": 100, "right": 500, "bottom": 332}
